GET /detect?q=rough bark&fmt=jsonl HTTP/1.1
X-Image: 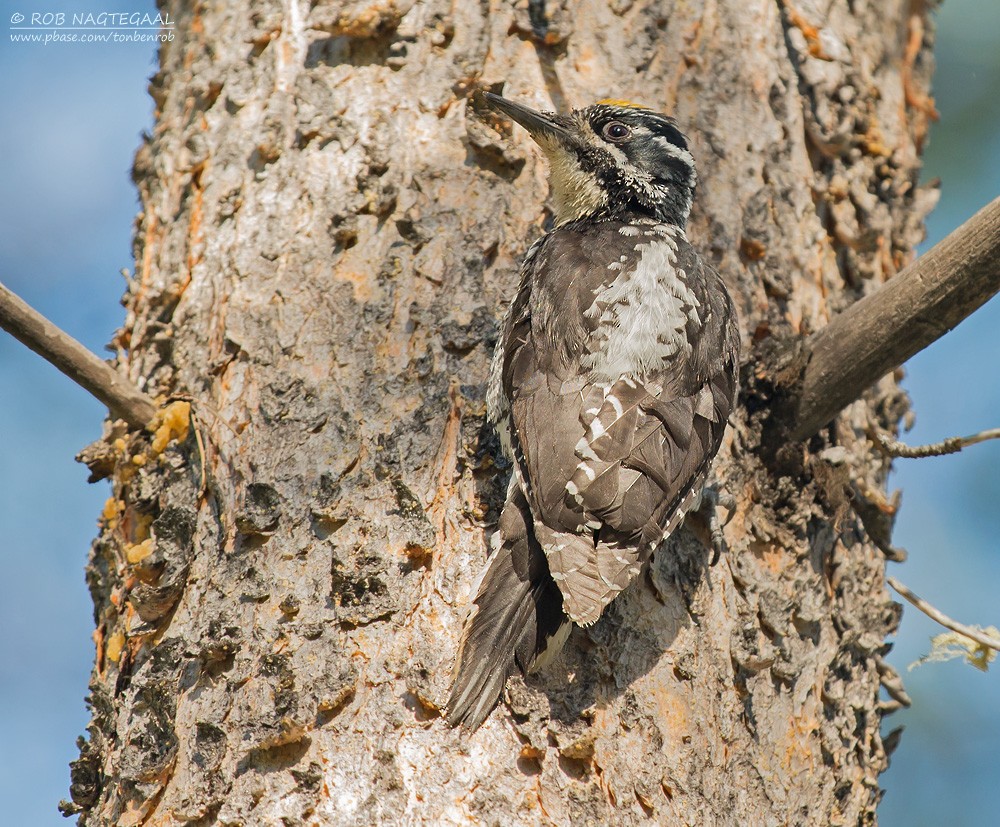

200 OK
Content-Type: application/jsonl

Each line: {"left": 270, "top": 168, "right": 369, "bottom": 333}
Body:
{"left": 65, "top": 1, "right": 938, "bottom": 824}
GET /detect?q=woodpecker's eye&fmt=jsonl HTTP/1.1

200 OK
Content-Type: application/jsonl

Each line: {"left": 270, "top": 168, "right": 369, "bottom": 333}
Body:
{"left": 601, "top": 121, "right": 631, "bottom": 142}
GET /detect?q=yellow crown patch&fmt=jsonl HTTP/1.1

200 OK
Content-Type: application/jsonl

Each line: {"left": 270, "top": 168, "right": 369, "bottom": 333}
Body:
{"left": 596, "top": 98, "right": 649, "bottom": 109}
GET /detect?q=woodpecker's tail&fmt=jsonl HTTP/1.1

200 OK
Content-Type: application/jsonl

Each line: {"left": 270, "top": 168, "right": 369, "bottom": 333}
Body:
{"left": 446, "top": 483, "right": 569, "bottom": 729}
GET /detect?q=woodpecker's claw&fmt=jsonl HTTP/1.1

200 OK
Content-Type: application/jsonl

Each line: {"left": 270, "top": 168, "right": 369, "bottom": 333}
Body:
{"left": 694, "top": 486, "right": 734, "bottom": 566}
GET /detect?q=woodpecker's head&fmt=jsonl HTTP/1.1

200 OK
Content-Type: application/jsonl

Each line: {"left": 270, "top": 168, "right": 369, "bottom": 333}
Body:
{"left": 483, "top": 92, "right": 696, "bottom": 228}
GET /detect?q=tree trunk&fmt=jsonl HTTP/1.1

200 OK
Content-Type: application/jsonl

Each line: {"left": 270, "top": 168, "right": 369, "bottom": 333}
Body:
{"left": 65, "top": 1, "right": 938, "bottom": 824}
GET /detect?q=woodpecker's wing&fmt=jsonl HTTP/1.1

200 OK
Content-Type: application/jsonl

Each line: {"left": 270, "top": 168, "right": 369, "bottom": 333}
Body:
{"left": 500, "top": 222, "right": 739, "bottom": 624}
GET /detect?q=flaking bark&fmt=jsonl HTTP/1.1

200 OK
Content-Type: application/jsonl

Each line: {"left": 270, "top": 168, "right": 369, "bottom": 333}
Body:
{"left": 65, "top": 1, "right": 938, "bottom": 824}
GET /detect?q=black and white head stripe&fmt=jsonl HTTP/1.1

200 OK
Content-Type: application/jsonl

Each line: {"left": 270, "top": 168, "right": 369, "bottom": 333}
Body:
{"left": 551, "top": 99, "right": 698, "bottom": 224}
{"left": 583, "top": 101, "right": 697, "bottom": 190}
{"left": 590, "top": 99, "right": 690, "bottom": 152}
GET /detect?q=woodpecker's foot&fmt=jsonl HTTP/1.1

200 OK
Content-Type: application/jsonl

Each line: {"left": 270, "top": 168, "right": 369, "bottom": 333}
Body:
{"left": 690, "top": 486, "right": 735, "bottom": 566}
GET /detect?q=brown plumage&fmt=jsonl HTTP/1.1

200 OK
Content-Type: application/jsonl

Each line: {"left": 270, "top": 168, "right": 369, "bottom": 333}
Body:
{"left": 447, "top": 93, "right": 740, "bottom": 729}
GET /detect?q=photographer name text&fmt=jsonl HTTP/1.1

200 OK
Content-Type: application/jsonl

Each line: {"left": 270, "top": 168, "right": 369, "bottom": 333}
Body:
{"left": 13, "top": 12, "right": 173, "bottom": 28}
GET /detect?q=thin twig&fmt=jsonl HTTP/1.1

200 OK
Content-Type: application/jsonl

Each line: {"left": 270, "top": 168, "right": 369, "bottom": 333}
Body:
{"left": 0, "top": 280, "right": 158, "bottom": 429}
{"left": 871, "top": 425, "right": 1000, "bottom": 459}
{"left": 887, "top": 576, "right": 1000, "bottom": 652}
{"left": 790, "top": 196, "right": 1000, "bottom": 440}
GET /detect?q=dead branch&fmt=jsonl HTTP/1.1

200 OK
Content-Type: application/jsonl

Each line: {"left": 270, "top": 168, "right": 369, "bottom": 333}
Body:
{"left": 871, "top": 424, "right": 1000, "bottom": 459}
{"left": 888, "top": 576, "right": 1000, "bottom": 652}
{"left": 0, "top": 280, "right": 157, "bottom": 429}
{"left": 790, "top": 196, "right": 1000, "bottom": 441}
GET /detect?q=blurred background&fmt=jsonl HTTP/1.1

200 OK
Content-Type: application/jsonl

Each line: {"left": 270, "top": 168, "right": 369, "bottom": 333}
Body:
{"left": 1, "top": 2, "right": 997, "bottom": 823}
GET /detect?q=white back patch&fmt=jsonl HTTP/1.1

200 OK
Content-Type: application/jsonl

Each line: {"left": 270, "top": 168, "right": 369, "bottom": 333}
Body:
{"left": 582, "top": 231, "right": 701, "bottom": 381}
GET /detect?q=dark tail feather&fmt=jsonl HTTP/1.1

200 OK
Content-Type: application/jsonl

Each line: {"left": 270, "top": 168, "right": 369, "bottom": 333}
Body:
{"left": 446, "top": 484, "right": 568, "bottom": 730}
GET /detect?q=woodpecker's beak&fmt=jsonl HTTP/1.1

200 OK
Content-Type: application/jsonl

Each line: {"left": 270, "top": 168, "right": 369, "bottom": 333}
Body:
{"left": 482, "top": 92, "right": 568, "bottom": 143}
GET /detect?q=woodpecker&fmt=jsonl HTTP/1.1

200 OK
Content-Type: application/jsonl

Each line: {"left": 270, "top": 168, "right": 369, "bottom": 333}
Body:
{"left": 447, "top": 92, "right": 740, "bottom": 729}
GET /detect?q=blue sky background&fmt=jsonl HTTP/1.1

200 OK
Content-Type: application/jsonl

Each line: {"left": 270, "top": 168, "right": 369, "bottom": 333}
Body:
{"left": 1, "top": 2, "right": 997, "bottom": 824}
